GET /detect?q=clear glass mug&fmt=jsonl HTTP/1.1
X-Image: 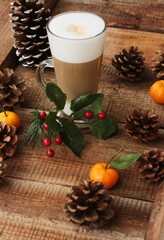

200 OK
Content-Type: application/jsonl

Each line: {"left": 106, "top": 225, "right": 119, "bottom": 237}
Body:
{"left": 36, "top": 11, "right": 106, "bottom": 115}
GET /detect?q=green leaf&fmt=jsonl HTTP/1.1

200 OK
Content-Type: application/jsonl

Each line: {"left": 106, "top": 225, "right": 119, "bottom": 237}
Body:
{"left": 110, "top": 152, "right": 143, "bottom": 170}
{"left": 46, "top": 83, "right": 66, "bottom": 110}
{"left": 90, "top": 116, "right": 118, "bottom": 139}
{"left": 71, "top": 93, "right": 103, "bottom": 118}
{"left": 46, "top": 111, "right": 62, "bottom": 133}
{"left": 59, "top": 118, "right": 84, "bottom": 157}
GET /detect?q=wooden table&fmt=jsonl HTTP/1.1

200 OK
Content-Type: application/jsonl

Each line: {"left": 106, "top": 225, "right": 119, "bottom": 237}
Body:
{"left": 0, "top": 0, "right": 164, "bottom": 239}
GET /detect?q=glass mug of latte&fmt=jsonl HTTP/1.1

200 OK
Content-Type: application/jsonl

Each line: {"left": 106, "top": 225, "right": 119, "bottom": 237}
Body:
{"left": 36, "top": 11, "right": 106, "bottom": 115}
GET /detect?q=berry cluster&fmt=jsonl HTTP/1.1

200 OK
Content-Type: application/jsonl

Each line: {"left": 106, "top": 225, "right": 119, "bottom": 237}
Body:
{"left": 84, "top": 111, "right": 106, "bottom": 120}
{"left": 39, "top": 110, "right": 106, "bottom": 158}
{"left": 39, "top": 112, "right": 63, "bottom": 158}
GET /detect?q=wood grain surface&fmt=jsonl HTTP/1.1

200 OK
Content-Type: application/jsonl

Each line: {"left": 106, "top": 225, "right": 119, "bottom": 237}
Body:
{"left": 53, "top": 0, "right": 164, "bottom": 33}
{"left": 145, "top": 182, "right": 164, "bottom": 240}
{"left": 0, "top": 0, "right": 164, "bottom": 239}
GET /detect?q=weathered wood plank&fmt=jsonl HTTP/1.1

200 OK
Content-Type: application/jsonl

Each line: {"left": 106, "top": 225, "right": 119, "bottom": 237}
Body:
{"left": 5, "top": 108, "right": 164, "bottom": 203}
{"left": 0, "top": 0, "right": 13, "bottom": 70}
{"left": 14, "top": 28, "right": 164, "bottom": 126}
{"left": 0, "top": 177, "right": 152, "bottom": 240}
{"left": 52, "top": 0, "right": 164, "bottom": 33}
{"left": 145, "top": 182, "right": 164, "bottom": 240}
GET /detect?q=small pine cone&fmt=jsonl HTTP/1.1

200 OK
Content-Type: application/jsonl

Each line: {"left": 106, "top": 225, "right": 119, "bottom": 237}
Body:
{"left": 138, "top": 148, "right": 164, "bottom": 183}
{"left": 0, "top": 122, "right": 18, "bottom": 160}
{"left": 64, "top": 180, "right": 115, "bottom": 227}
{"left": 152, "top": 50, "right": 164, "bottom": 79}
{"left": 112, "top": 46, "right": 145, "bottom": 81}
{"left": 0, "top": 158, "right": 8, "bottom": 181}
{"left": 0, "top": 68, "right": 27, "bottom": 109}
{"left": 10, "top": 0, "right": 51, "bottom": 67}
{"left": 125, "top": 109, "right": 160, "bottom": 143}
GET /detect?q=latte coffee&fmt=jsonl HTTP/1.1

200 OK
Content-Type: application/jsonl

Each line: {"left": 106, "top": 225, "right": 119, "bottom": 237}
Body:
{"left": 43, "top": 12, "right": 106, "bottom": 114}
{"left": 52, "top": 54, "right": 102, "bottom": 102}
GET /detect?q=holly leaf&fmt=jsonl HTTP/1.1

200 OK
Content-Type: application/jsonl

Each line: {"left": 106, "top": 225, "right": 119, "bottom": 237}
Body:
{"left": 46, "top": 111, "right": 62, "bottom": 133}
{"left": 110, "top": 152, "right": 143, "bottom": 170}
{"left": 70, "top": 94, "right": 103, "bottom": 118}
{"left": 59, "top": 118, "right": 84, "bottom": 157}
{"left": 90, "top": 116, "right": 118, "bottom": 139}
{"left": 46, "top": 83, "right": 66, "bottom": 110}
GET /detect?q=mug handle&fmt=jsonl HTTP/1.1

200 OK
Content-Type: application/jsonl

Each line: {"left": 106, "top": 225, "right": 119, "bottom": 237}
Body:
{"left": 36, "top": 58, "right": 54, "bottom": 89}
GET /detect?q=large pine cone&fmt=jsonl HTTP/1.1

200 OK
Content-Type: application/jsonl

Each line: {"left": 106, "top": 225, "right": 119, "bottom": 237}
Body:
{"left": 0, "top": 122, "right": 18, "bottom": 160}
{"left": 10, "top": 0, "right": 51, "bottom": 67}
{"left": 125, "top": 109, "right": 160, "bottom": 143}
{"left": 112, "top": 46, "right": 145, "bottom": 81}
{"left": 64, "top": 180, "right": 115, "bottom": 227}
{"left": 0, "top": 158, "right": 7, "bottom": 181}
{"left": 138, "top": 148, "right": 164, "bottom": 183}
{"left": 0, "top": 68, "right": 26, "bottom": 109}
{"left": 152, "top": 50, "right": 164, "bottom": 79}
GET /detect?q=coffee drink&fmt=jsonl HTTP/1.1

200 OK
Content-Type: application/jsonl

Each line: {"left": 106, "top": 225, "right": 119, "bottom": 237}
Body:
{"left": 44, "top": 12, "right": 106, "bottom": 114}
{"left": 52, "top": 55, "right": 102, "bottom": 102}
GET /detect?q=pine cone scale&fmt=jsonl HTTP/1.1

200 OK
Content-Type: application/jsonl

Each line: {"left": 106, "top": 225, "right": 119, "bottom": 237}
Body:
{"left": 96, "top": 201, "right": 108, "bottom": 211}
{"left": 67, "top": 203, "right": 77, "bottom": 213}
{"left": 100, "top": 208, "right": 115, "bottom": 219}
{"left": 85, "top": 209, "right": 99, "bottom": 222}
{"left": 72, "top": 213, "right": 85, "bottom": 225}
{"left": 77, "top": 205, "right": 88, "bottom": 211}
{"left": 0, "top": 159, "right": 7, "bottom": 180}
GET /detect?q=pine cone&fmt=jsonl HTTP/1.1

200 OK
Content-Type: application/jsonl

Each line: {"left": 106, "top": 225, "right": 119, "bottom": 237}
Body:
{"left": 64, "top": 180, "right": 115, "bottom": 227}
{"left": 10, "top": 0, "right": 51, "bottom": 67}
{"left": 152, "top": 50, "right": 164, "bottom": 79}
{"left": 0, "top": 122, "right": 18, "bottom": 160}
{"left": 112, "top": 46, "right": 145, "bottom": 81}
{"left": 0, "top": 68, "right": 26, "bottom": 109}
{"left": 138, "top": 148, "right": 164, "bottom": 183}
{"left": 125, "top": 109, "right": 160, "bottom": 143}
{"left": 0, "top": 158, "right": 7, "bottom": 181}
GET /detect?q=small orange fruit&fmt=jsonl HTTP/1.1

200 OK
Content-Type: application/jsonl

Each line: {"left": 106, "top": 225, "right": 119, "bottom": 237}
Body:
{"left": 0, "top": 111, "right": 21, "bottom": 129}
{"left": 90, "top": 163, "right": 119, "bottom": 189}
{"left": 150, "top": 80, "right": 164, "bottom": 104}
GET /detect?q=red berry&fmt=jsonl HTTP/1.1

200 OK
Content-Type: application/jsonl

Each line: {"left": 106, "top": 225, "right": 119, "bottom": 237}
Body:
{"left": 43, "top": 122, "right": 49, "bottom": 130}
{"left": 43, "top": 138, "right": 51, "bottom": 147}
{"left": 69, "top": 117, "right": 74, "bottom": 122}
{"left": 47, "top": 149, "right": 55, "bottom": 158}
{"left": 39, "top": 111, "right": 47, "bottom": 120}
{"left": 98, "top": 112, "right": 106, "bottom": 119}
{"left": 54, "top": 136, "right": 63, "bottom": 145}
{"left": 84, "top": 111, "right": 93, "bottom": 119}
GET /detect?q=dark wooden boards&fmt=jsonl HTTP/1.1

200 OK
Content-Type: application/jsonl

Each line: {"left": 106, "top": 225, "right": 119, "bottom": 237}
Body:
{"left": 0, "top": 0, "right": 164, "bottom": 239}
{"left": 52, "top": 0, "right": 164, "bottom": 33}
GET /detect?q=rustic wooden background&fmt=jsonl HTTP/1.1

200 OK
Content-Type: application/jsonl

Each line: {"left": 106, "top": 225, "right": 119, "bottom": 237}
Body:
{"left": 0, "top": 0, "right": 164, "bottom": 239}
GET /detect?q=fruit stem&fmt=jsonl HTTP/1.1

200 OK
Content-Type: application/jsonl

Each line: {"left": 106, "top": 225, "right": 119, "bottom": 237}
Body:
{"left": 104, "top": 148, "right": 124, "bottom": 170}
{"left": 2, "top": 106, "right": 7, "bottom": 116}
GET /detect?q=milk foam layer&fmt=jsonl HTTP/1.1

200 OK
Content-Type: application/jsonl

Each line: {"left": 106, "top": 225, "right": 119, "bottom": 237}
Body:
{"left": 47, "top": 12, "right": 106, "bottom": 63}
{"left": 48, "top": 12, "right": 105, "bottom": 40}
